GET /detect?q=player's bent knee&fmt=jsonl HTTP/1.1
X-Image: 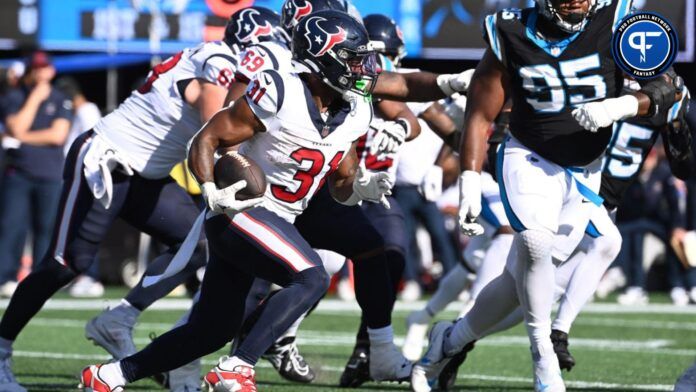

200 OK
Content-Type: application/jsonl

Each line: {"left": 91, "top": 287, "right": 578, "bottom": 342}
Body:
{"left": 297, "top": 266, "right": 331, "bottom": 300}
{"left": 518, "top": 229, "right": 555, "bottom": 262}
{"left": 599, "top": 225, "right": 622, "bottom": 263}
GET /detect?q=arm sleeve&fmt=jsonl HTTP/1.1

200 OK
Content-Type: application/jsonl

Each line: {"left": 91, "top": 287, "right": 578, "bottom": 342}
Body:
{"left": 244, "top": 70, "right": 284, "bottom": 129}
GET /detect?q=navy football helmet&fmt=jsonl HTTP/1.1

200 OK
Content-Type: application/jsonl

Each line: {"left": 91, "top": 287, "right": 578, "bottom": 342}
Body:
{"left": 292, "top": 10, "right": 377, "bottom": 96}
{"left": 534, "top": 0, "right": 598, "bottom": 33}
{"left": 224, "top": 7, "right": 285, "bottom": 49}
{"left": 363, "top": 14, "right": 406, "bottom": 66}
{"left": 281, "top": 0, "right": 348, "bottom": 36}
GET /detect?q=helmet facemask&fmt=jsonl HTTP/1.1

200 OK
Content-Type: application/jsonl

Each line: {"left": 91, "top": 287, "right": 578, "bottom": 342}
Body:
{"left": 535, "top": 0, "right": 597, "bottom": 33}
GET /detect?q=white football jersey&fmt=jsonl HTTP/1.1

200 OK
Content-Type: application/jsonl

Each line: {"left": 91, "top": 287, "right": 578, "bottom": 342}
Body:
{"left": 239, "top": 69, "right": 372, "bottom": 222}
{"left": 94, "top": 41, "right": 239, "bottom": 179}
{"left": 235, "top": 41, "right": 293, "bottom": 84}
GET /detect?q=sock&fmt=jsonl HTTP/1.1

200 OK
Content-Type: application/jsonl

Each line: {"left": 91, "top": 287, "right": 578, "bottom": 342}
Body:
{"left": 470, "top": 233, "right": 514, "bottom": 299}
{"left": 516, "top": 230, "right": 556, "bottom": 358}
{"left": 280, "top": 311, "right": 306, "bottom": 340}
{"left": 368, "top": 325, "right": 394, "bottom": 347}
{"left": 553, "top": 226, "right": 622, "bottom": 333}
{"left": 444, "top": 318, "right": 477, "bottom": 356}
{"left": 425, "top": 264, "right": 471, "bottom": 316}
{"left": 0, "top": 337, "right": 12, "bottom": 357}
{"left": 220, "top": 356, "right": 254, "bottom": 370}
{"left": 100, "top": 362, "right": 125, "bottom": 385}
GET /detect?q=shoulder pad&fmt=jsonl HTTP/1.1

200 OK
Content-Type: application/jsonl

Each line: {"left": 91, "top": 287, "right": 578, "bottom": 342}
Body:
{"left": 199, "top": 43, "right": 238, "bottom": 88}
{"left": 482, "top": 9, "right": 521, "bottom": 64}
{"left": 245, "top": 69, "right": 285, "bottom": 122}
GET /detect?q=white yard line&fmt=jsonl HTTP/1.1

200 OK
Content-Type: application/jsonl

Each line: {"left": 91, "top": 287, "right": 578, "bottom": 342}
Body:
{"left": 12, "top": 349, "right": 674, "bottom": 391}
{"left": 6, "top": 298, "right": 696, "bottom": 314}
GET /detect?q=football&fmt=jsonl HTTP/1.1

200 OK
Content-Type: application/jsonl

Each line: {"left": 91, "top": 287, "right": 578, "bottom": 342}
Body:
{"left": 214, "top": 151, "right": 267, "bottom": 200}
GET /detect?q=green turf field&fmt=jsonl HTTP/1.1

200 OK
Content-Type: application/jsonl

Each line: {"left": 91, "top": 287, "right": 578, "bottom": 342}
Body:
{"left": 3, "top": 288, "right": 695, "bottom": 391}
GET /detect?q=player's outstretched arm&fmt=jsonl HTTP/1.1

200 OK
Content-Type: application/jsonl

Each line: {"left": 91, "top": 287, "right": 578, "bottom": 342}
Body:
{"left": 371, "top": 69, "right": 475, "bottom": 102}
{"left": 459, "top": 49, "right": 509, "bottom": 236}
{"left": 369, "top": 100, "right": 422, "bottom": 155}
{"left": 329, "top": 141, "right": 393, "bottom": 208}
{"left": 420, "top": 102, "right": 460, "bottom": 149}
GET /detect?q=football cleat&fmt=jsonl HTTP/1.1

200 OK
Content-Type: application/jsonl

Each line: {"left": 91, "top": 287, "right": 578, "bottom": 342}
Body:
{"left": 338, "top": 346, "right": 371, "bottom": 388}
{"left": 204, "top": 358, "right": 256, "bottom": 392}
{"left": 85, "top": 308, "right": 137, "bottom": 360}
{"left": 551, "top": 330, "right": 575, "bottom": 371}
{"left": 411, "top": 321, "right": 453, "bottom": 392}
{"left": 532, "top": 354, "right": 566, "bottom": 392}
{"left": 437, "top": 341, "right": 476, "bottom": 390}
{"left": 79, "top": 365, "right": 125, "bottom": 392}
{"left": 369, "top": 342, "right": 412, "bottom": 382}
{"left": 0, "top": 354, "right": 26, "bottom": 392}
{"left": 402, "top": 310, "right": 432, "bottom": 361}
{"left": 262, "top": 336, "right": 315, "bottom": 383}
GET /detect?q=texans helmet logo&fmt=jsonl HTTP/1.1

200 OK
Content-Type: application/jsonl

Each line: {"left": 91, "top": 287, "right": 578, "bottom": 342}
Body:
{"left": 304, "top": 16, "right": 348, "bottom": 56}
{"left": 283, "top": 0, "right": 313, "bottom": 27}
{"left": 235, "top": 8, "right": 273, "bottom": 43}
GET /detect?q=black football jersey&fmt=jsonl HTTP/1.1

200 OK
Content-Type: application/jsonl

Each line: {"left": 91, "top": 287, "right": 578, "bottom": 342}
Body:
{"left": 600, "top": 117, "right": 660, "bottom": 209}
{"left": 482, "top": 0, "right": 633, "bottom": 166}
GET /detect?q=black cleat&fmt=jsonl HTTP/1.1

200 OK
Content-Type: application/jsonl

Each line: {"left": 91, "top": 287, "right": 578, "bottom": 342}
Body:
{"left": 551, "top": 329, "right": 576, "bottom": 371}
{"left": 263, "top": 336, "right": 316, "bottom": 383}
{"left": 437, "top": 341, "right": 476, "bottom": 390}
{"left": 339, "top": 346, "right": 371, "bottom": 388}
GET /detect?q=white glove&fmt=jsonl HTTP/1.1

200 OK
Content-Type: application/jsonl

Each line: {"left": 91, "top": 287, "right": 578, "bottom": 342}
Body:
{"left": 443, "top": 93, "right": 468, "bottom": 130}
{"left": 437, "top": 69, "right": 475, "bottom": 96}
{"left": 369, "top": 119, "right": 410, "bottom": 155}
{"left": 419, "top": 166, "right": 443, "bottom": 202}
{"left": 572, "top": 95, "right": 639, "bottom": 133}
{"left": 458, "top": 171, "right": 484, "bottom": 236}
{"left": 352, "top": 162, "right": 393, "bottom": 209}
{"left": 201, "top": 181, "right": 264, "bottom": 216}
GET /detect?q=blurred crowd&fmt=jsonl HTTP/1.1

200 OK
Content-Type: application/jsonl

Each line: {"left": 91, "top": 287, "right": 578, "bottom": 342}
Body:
{"left": 1, "top": 50, "right": 696, "bottom": 306}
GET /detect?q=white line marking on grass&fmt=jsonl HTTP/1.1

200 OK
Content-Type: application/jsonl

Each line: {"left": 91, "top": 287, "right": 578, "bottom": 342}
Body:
{"left": 577, "top": 317, "right": 696, "bottom": 331}
{"left": 6, "top": 298, "right": 696, "bottom": 315}
{"left": 11, "top": 350, "right": 673, "bottom": 391}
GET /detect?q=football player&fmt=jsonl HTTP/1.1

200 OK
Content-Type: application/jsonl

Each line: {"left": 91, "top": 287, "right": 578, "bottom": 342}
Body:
{"left": 412, "top": 1, "right": 682, "bottom": 391}
{"left": 0, "top": 7, "right": 280, "bottom": 391}
{"left": 79, "top": 11, "right": 391, "bottom": 392}
{"left": 80, "top": 3, "right": 285, "bottom": 364}
{"left": 431, "top": 85, "right": 691, "bottom": 390}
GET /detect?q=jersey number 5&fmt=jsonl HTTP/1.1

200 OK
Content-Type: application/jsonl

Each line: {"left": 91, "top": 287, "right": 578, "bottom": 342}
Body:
{"left": 272, "top": 148, "right": 344, "bottom": 203}
{"left": 519, "top": 53, "right": 607, "bottom": 113}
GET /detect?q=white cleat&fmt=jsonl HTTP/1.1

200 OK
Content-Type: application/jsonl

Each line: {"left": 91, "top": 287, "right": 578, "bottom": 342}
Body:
{"left": 168, "top": 359, "right": 202, "bottom": 392}
{"left": 533, "top": 354, "right": 566, "bottom": 392}
{"left": 0, "top": 355, "right": 26, "bottom": 392}
{"left": 674, "top": 360, "right": 696, "bottom": 392}
{"left": 402, "top": 310, "right": 431, "bottom": 361}
{"left": 85, "top": 308, "right": 137, "bottom": 360}
{"left": 369, "top": 342, "right": 412, "bottom": 382}
{"left": 411, "top": 321, "right": 453, "bottom": 392}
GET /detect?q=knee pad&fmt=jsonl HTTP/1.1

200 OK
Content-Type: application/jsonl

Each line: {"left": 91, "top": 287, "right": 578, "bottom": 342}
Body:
{"left": 596, "top": 225, "right": 622, "bottom": 267}
{"left": 297, "top": 267, "right": 330, "bottom": 300}
{"left": 518, "top": 230, "right": 554, "bottom": 263}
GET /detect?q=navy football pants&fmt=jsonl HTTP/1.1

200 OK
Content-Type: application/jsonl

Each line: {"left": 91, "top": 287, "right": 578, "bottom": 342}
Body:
{"left": 0, "top": 131, "right": 205, "bottom": 341}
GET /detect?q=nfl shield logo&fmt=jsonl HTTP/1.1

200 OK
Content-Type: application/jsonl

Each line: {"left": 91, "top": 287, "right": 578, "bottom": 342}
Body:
{"left": 550, "top": 46, "right": 561, "bottom": 56}
{"left": 321, "top": 126, "right": 330, "bottom": 137}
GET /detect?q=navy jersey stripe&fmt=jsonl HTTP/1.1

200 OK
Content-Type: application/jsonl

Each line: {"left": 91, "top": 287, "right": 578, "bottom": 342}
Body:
{"left": 264, "top": 69, "right": 285, "bottom": 112}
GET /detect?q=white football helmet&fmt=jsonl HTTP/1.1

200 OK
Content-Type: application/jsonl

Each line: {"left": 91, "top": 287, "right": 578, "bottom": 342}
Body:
{"left": 534, "top": 0, "right": 598, "bottom": 33}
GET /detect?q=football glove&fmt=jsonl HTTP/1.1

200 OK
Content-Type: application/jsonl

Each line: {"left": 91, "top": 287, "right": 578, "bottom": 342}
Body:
{"left": 443, "top": 93, "right": 468, "bottom": 130}
{"left": 369, "top": 119, "right": 410, "bottom": 156}
{"left": 201, "top": 181, "right": 263, "bottom": 216}
{"left": 437, "top": 69, "right": 475, "bottom": 96}
{"left": 458, "top": 170, "right": 484, "bottom": 236}
{"left": 352, "top": 162, "right": 393, "bottom": 209}
{"left": 572, "top": 95, "right": 639, "bottom": 133}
